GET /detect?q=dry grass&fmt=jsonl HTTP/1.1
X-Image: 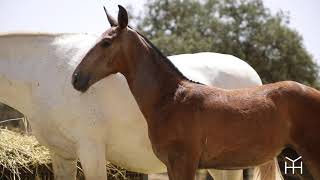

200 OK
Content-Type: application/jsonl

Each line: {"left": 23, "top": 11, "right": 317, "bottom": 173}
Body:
{"left": 0, "top": 128, "right": 130, "bottom": 180}
{"left": 0, "top": 128, "right": 51, "bottom": 179}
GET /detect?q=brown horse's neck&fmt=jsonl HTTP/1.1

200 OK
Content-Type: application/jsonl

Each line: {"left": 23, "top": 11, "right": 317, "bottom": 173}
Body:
{"left": 120, "top": 34, "right": 188, "bottom": 125}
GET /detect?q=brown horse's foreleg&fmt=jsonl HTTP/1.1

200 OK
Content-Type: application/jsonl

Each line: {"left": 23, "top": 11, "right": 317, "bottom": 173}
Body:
{"left": 166, "top": 150, "right": 200, "bottom": 180}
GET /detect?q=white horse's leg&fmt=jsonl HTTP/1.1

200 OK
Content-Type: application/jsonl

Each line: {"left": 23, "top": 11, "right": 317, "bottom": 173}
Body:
{"left": 51, "top": 152, "right": 77, "bottom": 180}
{"left": 78, "top": 141, "right": 107, "bottom": 180}
{"left": 207, "top": 169, "right": 243, "bottom": 180}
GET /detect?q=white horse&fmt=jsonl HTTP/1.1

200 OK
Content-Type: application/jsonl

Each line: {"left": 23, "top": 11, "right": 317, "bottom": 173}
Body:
{"left": 0, "top": 32, "right": 281, "bottom": 180}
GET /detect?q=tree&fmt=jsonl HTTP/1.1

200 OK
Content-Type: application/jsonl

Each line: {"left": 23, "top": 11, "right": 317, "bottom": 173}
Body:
{"left": 136, "top": 0, "right": 319, "bottom": 87}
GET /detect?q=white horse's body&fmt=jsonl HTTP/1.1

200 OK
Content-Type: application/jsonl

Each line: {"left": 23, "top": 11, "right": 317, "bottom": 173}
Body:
{"left": 0, "top": 33, "right": 280, "bottom": 180}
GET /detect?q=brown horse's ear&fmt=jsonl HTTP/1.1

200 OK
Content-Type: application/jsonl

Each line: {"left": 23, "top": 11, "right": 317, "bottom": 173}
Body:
{"left": 103, "top": 6, "right": 117, "bottom": 27}
{"left": 117, "top": 5, "right": 128, "bottom": 30}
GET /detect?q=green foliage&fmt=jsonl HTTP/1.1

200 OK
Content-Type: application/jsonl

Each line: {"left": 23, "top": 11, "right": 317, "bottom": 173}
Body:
{"left": 136, "top": 0, "right": 319, "bottom": 86}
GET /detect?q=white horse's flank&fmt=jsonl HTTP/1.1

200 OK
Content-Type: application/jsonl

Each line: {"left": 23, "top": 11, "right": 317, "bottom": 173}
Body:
{"left": 0, "top": 33, "right": 281, "bottom": 180}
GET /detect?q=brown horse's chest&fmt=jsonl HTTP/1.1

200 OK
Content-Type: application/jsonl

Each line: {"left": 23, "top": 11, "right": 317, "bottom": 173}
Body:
{"left": 147, "top": 111, "right": 204, "bottom": 164}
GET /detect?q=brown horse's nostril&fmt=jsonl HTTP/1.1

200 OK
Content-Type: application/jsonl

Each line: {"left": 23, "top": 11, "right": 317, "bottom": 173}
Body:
{"left": 72, "top": 72, "right": 90, "bottom": 92}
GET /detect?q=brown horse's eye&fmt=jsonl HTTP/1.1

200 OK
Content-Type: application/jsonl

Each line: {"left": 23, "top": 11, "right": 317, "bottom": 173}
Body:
{"left": 101, "top": 40, "right": 111, "bottom": 48}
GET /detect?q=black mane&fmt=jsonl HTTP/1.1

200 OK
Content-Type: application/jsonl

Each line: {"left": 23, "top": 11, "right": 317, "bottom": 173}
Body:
{"left": 130, "top": 26, "right": 202, "bottom": 85}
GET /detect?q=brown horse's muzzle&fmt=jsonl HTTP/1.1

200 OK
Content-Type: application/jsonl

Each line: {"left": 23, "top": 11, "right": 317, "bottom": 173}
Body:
{"left": 72, "top": 71, "right": 90, "bottom": 92}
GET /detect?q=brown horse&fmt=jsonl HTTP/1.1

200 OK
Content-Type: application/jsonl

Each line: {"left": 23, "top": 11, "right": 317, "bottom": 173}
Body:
{"left": 72, "top": 6, "right": 320, "bottom": 180}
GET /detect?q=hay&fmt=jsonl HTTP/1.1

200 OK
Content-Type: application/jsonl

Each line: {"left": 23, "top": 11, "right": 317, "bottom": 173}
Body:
{"left": 0, "top": 128, "right": 133, "bottom": 180}
{"left": 0, "top": 128, "right": 51, "bottom": 179}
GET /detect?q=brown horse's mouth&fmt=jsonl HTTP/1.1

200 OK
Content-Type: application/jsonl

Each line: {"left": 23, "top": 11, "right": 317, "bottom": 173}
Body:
{"left": 72, "top": 72, "right": 90, "bottom": 92}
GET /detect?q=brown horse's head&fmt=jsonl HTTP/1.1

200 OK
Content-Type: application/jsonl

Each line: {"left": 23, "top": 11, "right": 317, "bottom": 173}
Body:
{"left": 72, "top": 5, "right": 130, "bottom": 92}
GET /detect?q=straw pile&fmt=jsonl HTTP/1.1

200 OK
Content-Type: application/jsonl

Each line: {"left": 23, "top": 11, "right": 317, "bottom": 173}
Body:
{"left": 0, "top": 128, "right": 51, "bottom": 179}
{"left": 0, "top": 128, "right": 135, "bottom": 180}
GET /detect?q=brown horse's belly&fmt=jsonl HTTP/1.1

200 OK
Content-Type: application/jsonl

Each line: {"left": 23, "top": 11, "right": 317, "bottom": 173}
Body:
{"left": 199, "top": 112, "right": 288, "bottom": 169}
{"left": 198, "top": 144, "right": 283, "bottom": 169}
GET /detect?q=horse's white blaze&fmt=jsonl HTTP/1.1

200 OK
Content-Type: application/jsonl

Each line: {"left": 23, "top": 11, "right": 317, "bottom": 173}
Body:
{"left": 0, "top": 33, "right": 273, "bottom": 179}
